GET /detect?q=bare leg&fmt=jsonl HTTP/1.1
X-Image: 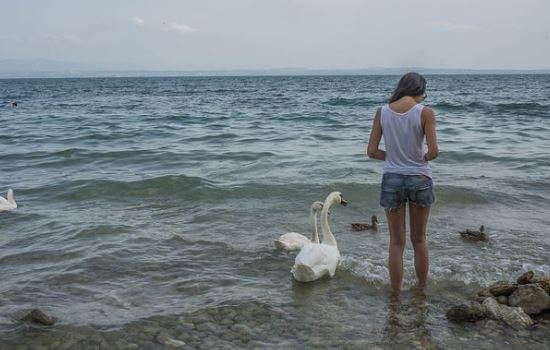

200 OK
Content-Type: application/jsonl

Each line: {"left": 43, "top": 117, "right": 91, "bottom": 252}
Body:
{"left": 385, "top": 205, "right": 406, "bottom": 295}
{"left": 409, "top": 203, "right": 430, "bottom": 290}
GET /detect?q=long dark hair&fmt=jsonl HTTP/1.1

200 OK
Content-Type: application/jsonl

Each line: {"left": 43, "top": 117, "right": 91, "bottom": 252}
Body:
{"left": 389, "top": 72, "right": 427, "bottom": 103}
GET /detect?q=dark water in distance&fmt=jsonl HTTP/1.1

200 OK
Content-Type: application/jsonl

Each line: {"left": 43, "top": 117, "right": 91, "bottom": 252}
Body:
{"left": 1, "top": 75, "right": 550, "bottom": 349}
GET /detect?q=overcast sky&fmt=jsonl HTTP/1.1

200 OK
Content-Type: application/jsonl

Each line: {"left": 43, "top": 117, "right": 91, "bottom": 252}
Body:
{"left": 1, "top": 0, "right": 549, "bottom": 71}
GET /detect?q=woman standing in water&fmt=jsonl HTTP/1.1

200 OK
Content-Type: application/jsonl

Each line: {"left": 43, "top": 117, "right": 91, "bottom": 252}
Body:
{"left": 367, "top": 72, "right": 439, "bottom": 295}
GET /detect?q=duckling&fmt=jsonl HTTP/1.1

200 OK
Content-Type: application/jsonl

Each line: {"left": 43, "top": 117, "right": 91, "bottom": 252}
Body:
{"left": 460, "top": 225, "right": 489, "bottom": 242}
{"left": 351, "top": 215, "right": 379, "bottom": 232}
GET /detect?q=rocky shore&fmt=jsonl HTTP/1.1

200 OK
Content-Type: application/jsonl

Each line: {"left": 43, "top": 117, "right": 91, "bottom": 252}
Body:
{"left": 446, "top": 271, "right": 550, "bottom": 330}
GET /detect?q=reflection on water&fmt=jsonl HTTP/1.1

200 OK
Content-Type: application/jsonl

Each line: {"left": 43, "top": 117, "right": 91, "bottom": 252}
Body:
{"left": 378, "top": 290, "right": 441, "bottom": 350}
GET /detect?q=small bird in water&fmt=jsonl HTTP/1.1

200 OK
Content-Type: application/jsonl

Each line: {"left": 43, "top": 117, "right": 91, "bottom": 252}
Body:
{"left": 460, "top": 225, "right": 489, "bottom": 242}
{"left": 351, "top": 215, "right": 379, "bottom": 232}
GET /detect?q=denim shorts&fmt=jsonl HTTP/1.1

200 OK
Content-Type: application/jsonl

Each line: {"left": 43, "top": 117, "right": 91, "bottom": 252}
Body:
{"left": 380, "top": 173, "right": 435, "bottom": 209}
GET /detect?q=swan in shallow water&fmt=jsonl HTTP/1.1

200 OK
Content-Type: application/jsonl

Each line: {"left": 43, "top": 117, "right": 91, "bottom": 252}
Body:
{"left": 292, "top": 192, "right": 347, "bottom": 282}
{"left": 274, "top": 201, "right": 324, "bottom": 250}
{"left": 0, "top": 189, "right": 17, "bottom": 211}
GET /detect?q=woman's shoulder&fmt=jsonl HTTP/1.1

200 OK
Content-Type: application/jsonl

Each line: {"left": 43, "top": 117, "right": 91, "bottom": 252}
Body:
{"left": 421, "top": 105, "right": 435, "bottom": 118}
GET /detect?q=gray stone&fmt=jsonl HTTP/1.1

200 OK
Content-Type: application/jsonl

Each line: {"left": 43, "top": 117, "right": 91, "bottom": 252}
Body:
{"left": 157, "top": 331, "right": 186, "bottom": 348}
{"left": 220, "top": 318, "right": 233, "bottom": 326}
{"left": 534, "top": 276, "right": 550, "bottom": 294}
{"left": 488, "top": 280, "right": 518, "bottom": 296}
{"left": 508, "top": 284, "right": 550, "bottom": 315}
{"left": 33, "top": 346, "right": 48, "bottom": 350}
{"left": 21, "top": 309, "right": 57, "bottom": 326}
{"left": 483, "top": 297, "right": 533, "bottom": 329}
{"left": 142, "top": 325, "right": 161, "bottom": 335}
{"left": 58, "top": 338, "right": 78, "bottom": 350}
{"left": 474, "top": 287, "right": 493, "bottom": 303}
{"left": 446, "top": 302, "right": 485, "bottom": 322}
{"left": 517, "top": 271, "right": 535, "bottom": 284}
{"left": 114, "top": 339, "right": 140, "bottom": 350}
{"left": 496, "top": 295, "right": 509, "bottom": 305}
{"left": 196, "top": 322, "right": 216, "bottom": 333}
{"left": 231, "top": 324, "right": 252, "bottom": 336}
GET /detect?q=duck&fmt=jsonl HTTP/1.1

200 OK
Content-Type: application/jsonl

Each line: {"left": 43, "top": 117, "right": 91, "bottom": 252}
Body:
{"left": 274, "top": 201, "right": 324, "bottom": 251}
{"left": 460, "top": 225, "right": 489, "bottom": 242}
{"left": 351, "top": 215, "right": 379, "bottom": 232}
{"left": 0, "top": 189, "right": 17, "bottom": 211}
{"left": 292, "top": 192, "right": 347, "bottom": 282}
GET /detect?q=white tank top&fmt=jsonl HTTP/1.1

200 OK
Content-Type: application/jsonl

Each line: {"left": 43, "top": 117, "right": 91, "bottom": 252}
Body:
{"left": 380, "top": 103, "right": 432, "bottom": 178}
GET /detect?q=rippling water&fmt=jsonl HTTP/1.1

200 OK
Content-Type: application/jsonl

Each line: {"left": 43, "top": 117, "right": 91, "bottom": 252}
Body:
{"left": 1, "top": 75, "right": 550, "bottom": 349}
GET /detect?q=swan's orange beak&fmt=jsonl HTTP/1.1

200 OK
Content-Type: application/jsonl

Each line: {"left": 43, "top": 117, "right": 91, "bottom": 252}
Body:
{"left": 340, "top": 196, "right": 348, "bottom": 206}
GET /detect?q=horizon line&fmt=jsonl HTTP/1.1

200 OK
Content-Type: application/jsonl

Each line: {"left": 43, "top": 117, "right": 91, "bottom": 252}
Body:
{"left": 2, "top": 66, "right": 550, "bottom": 80}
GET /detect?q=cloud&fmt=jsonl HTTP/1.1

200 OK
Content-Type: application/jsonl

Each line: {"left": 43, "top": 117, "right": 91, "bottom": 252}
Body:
{"left": 132, "top": 17, "right": 145, "bottom": 26}
{"left": 170, "top": 22, "right": 198, "bottom": 33}
{"left": 426, "top": 21, "right": 476, "bottom": 32}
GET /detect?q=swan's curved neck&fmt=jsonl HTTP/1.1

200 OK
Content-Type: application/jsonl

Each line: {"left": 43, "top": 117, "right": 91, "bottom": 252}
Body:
{"left": 310, "top": 207, "right": 319, "bottom": 243}
{"left": 321, "top": 197, "right": 337, "bottom": 246}
{"left": 7, "top": 190, "right": 15, "bottom": 204}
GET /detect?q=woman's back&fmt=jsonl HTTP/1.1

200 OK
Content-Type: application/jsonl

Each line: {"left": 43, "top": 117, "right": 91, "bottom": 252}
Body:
{"left": 381, "top": 102, "right": 431, "bottom": 178}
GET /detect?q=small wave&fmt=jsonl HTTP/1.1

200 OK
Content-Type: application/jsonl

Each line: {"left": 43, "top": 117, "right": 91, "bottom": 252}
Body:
{"left": 438, "top": 150, "right": 519, "bottom": 164}
{"left": 324, "top": 97, "right": 379, "bottom": 107}
{"left": 73, "top": 224, "right": 134, "bottom": 239}
{"left": 433, "top": 101, "right": 549, "bottom": 117}
{"left": 431, "top": 102, "right": 464, "bottom": 111}
{"left": 435, "top": 185, "right": 493, "bottom": 205}
{"left": 182, "top": 133, "right": 240, "bottom": 143}
{"left": 310, "top": 133, "right": 340, "bottom": 141}
{"left": 217, "top": 151, "right": 278, "bottom": 161}
{"left": 495, "top": 102, "right": 547, "bottom": 111}
{"left": 34, "top": 174, "right": 213, "bottom": 201}
{"left": 0, "top": 148, "right": 165, "bottom": 169}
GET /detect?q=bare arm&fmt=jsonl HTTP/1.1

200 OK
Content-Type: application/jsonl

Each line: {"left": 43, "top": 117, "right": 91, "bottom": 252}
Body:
{"left": 422, "top": 107, "right": 439, "bottom": 161}
{"left": 367, "top": 108, "right": 385, "bottom": 160}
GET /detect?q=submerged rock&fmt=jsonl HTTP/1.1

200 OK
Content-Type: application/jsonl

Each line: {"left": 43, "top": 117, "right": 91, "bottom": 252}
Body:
{"left": 446, "top": 302, "right": 485, "bottom": 322}
{"left": 534, "top": 276, "right": 550, "bottom": 295}
{"left": 21, "top": 309, "right": 57, "bottom": 326}
{"left": 488, "top": 280, "right": 518, "bottom": 296}
{"left": 483, "top": 297, "right": 533, "bottom": 329}
{"left": 496, "top": 295, "right": 509, "bottom": 305}
{"left": 508, "top": 284, "right": 550, "bottom": 315}
{"left": 517, "top": 271, "right": 535, "bottom": 285}
{"left": 474, "top": 287, "right": 493, "bottom": 303}
{"left": 156, "top": 331, "right": 186, "bottom": 348}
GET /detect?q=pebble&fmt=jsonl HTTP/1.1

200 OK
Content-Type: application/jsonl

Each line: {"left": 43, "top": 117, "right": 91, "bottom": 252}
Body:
{"left": 220, "top": 318, "right": 233, "bottom": 326}
{"left": 143, "top": 325, "right": 161, "bottom": 335}
{"left": 231, "top": 324, "right": 252, "bottom": 336}
{"left": 157, "top": 333, "right": 186, "bottom": 348}
{"left": 195, "top": 322, "right": 216, "bottom": 333}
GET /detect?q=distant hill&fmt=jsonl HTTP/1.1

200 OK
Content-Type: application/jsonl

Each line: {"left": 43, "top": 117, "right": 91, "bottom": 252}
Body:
{"left": 1, "top": 59, "right": 549, "bottom": 78}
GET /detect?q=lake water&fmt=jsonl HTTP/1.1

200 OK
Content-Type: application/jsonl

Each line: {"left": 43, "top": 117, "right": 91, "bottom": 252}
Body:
{"left": 1, "top": 75, "right": 549, "bottom": 349}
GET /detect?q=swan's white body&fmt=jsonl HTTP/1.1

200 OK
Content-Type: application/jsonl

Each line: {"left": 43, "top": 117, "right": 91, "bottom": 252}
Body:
{"left": 0, "top": 189, "right": 17, "bottom": 211}
{"left": 274, "top": 201, "right": 323, "bottom": 251}
{"left": 292, "top": 192, "right": 346, "bottom": 282}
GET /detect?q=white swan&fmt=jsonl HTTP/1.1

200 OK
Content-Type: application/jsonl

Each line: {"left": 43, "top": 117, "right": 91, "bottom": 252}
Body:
{"left": 274, "top": 201, "right": 324, "bottom": 251}
{"left": 0, "top": 189, "right": 17, "bottom": 211}
{"left": 292, "top": 191, "right": 347, "bottom": 282}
